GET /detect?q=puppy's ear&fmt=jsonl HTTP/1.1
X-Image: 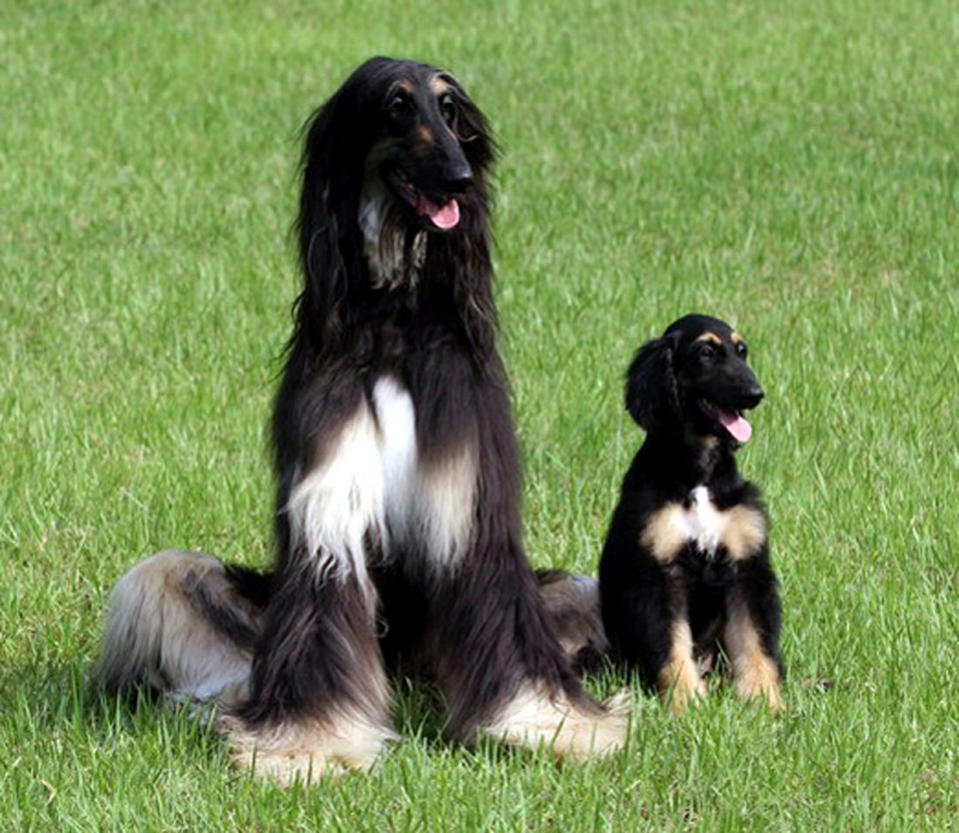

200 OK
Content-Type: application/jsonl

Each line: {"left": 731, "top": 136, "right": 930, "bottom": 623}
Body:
{"left": 625, "top": 334, "right": 680, "bottom": 431}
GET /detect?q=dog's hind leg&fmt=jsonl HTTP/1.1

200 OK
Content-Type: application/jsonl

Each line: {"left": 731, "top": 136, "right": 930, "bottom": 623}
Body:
{"left": 95, "top": 549, "right": 262, "bottom": 710}
{"left": 535, "top": 569, "right": 609, "bottom": 673}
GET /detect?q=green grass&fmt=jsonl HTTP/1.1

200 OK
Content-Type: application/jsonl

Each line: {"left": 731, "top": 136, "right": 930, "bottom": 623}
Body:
{"left": 3, "top": 0, "right": 958, "bottom": 829}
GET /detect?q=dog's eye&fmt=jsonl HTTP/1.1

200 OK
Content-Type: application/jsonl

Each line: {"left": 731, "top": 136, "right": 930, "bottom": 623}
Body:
{"left": 697, "top": 342, "right": 719, "bottom": 360}
{"left": 439, "top": 94, "right": 458, "bottom": 128}
{"left": 439, "top": 92, "right": 478, "bottom": 142}
{"left": 387, "top": 91, "right": 413, "bottom": 117}
{"left": 736, "top": 342, "right": 748, "bottom": 359}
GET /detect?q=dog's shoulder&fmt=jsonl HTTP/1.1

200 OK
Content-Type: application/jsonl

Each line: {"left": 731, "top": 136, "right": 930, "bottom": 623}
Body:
{"left": 600, "top": 442, "right": 676, "bottom": 574}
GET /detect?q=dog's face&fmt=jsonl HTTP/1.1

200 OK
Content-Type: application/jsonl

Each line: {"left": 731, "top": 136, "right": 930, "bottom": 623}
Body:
{"left": 296, "top": 57, "right": 498, "bottom": 337}
{"left": 626, "top": 314, "right": 764, "bottom": 444}
{"left": 342, "top": 58, "right": 492, "bottom": 234}
{"left": 373, "top": 68, "right": 484, "bottom": 232}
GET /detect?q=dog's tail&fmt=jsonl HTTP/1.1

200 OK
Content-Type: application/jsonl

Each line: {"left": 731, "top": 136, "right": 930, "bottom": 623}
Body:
{"left": 95, "top": 549, "right": 268, "bottom": 707}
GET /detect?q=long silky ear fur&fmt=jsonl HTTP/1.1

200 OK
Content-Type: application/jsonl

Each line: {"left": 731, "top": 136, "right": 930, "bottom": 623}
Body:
{"left": 625, "top": 334, "right": 680, "bottom": 432}
{"left": 292, "top": 62, "right": 384, "bottom": 352}
{"left": 426, "top": 75, "right": 498, "bottom": 356}
{"left": 292, "top": 102, "right": 354, "bottom": 351}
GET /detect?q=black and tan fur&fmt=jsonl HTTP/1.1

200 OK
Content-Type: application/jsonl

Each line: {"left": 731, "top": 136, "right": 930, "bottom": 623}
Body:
{"left": 599, "top": 314, "right": 783, "bottom": 713}
{"left": 96, "top": 57, "right": 626, "bottom": 784}
{"left": 97, "top": 552, "right": 606, "bottom": 709}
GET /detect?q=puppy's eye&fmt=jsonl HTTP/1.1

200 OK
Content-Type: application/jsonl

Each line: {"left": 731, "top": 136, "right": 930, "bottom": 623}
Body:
{"left": 736, "top": 342, "right": 748, "bottom": 359}
{"left": 697, "top": 342, "right": 719, "bottom": 359}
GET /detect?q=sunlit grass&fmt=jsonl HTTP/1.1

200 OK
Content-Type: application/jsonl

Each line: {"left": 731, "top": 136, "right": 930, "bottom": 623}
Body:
{"left": 2, "top": 0, "right": 957, "bottom": 830}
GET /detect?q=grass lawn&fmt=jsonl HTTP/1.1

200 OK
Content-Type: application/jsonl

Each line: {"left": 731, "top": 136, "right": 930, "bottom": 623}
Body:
{"left": 2, "top": 0, "right": 957, "bottom": 830}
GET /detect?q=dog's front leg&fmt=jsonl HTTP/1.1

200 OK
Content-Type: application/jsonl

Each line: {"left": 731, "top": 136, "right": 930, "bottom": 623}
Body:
{"left": 654, "top": 576, "right": 706, "bottom": 715}
{"left": 722, "top": 559, "right": 783, "bottom": 712}
{"left": 429, "top": 542, "right": 627, "bottom": 760}
{"left": 220, "top": 563, "right": 396, "bottom": 784}
{"left": 605, "top": 560, "right": 705, "bottom": 714}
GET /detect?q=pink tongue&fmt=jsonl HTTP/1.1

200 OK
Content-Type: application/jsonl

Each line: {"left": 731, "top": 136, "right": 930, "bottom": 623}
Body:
{"left": 417, "top": 197, "right": 460, "bottom": 229}
{"left": 718, "top": 409, "right": 752, "bottom": 443}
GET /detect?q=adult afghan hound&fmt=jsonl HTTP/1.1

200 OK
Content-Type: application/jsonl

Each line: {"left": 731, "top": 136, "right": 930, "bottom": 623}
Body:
{"left": 97, "top": 56, "right": 626, "bottom": 784}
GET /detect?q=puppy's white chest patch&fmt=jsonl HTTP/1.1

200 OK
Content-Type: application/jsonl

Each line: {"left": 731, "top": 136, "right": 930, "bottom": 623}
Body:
{"left": 681, "top": 485, "right": 724, "bottom": 556}
{"left": 641, "top": 485, "right": 765, "bottom": 564}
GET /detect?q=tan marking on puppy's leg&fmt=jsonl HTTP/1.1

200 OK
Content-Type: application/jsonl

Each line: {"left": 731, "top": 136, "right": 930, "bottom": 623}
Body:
{"left": 722, "top": 506, "right": 767, "bottom": 561}
{"left": 657, "top": 618, "right": 706, "bottom": 714}
{"left": 724, "top": 593, "right": 782, "bottom": 712}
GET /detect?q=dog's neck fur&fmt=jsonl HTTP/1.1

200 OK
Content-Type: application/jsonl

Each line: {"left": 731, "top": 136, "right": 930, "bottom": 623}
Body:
{"left": 644, "top": 430, "right": 738, "bottom": 495}
{"left": 358, "top": 181, "right": 427, "bottom": 290}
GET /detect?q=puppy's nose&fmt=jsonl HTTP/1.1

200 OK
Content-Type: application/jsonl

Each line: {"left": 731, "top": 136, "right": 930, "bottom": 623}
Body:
{"left": 742, "top": 384, "right": 764, "bottom": 409}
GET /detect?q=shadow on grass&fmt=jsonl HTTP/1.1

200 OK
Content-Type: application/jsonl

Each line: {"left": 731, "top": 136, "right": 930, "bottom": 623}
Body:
{"left": 3, "top": 655, "right": 667, "bottom": 780}
{"left": 0, "top": 658, "right": 210, "bottom": 740}
{"left": 0, "top": 658, "right": 494, "bottom": 756}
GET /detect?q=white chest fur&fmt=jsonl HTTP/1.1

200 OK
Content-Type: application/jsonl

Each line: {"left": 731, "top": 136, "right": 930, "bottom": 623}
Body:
{"left": 679, "top": 485, "right": 725, "bottom": 556}
{"left": 286, "top": 376, "right": 477, "bottom": 586}
{"left": 641, "top": 485, "right": 766, "bottom": 564}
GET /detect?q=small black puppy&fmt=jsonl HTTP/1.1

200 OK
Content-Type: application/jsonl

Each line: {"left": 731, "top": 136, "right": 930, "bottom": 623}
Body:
{"left": 599, "top": 314, "right": 783, "bottom": 712}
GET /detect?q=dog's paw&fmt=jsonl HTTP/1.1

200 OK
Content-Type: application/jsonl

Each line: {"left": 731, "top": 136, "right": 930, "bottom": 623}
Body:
{"left": 480, "top": 683, "right": 629, "bottom": 760}
{"left": 219, "top": 713, "right": 395, "bottom": 786}
{"left": 658, "top": 659, "right": 707, "bottom": 715}
{"left": 734, "top": 677, "right": 783, "bottom": 713}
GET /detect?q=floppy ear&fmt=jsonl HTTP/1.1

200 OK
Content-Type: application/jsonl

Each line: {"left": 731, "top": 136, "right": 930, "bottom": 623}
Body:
{"left": 446, "top": 84, "right": 495, "bottom": 172}
{"left": 625, "top": 335, "right": 680, "bottom": 432}
{"left": 294, "top": 81, "right": 368, "bottom": 346}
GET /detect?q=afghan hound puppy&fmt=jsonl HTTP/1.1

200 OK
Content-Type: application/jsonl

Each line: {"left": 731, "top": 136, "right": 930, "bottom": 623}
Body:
{"left": 97, "top": 57, "right": 626, "bottom": 783}
{"left": 599, "top": 314, "right": 784, "bottom": 714}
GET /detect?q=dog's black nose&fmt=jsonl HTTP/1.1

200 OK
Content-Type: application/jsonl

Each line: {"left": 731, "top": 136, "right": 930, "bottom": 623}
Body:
{"left": 742, "top": 384, "right": 764, "bottom": 409}
{"left": 443, "top": 162, "right": 474, "bottom": 192}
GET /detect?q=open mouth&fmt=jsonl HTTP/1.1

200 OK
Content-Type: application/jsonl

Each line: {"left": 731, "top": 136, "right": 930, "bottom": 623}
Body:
{"left": 699, "top": 400, "right": 753, "bottom": 443}
{"left": 383, "top": 167, "right": 460, "bottom": 230}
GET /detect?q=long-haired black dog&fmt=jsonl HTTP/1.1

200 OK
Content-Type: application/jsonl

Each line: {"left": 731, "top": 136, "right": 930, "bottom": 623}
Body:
{"left": 96, "top": 57, "right": 626, "bottom": 783}
{"left": 599, "top": 314, "right": 783, "bottom": 713}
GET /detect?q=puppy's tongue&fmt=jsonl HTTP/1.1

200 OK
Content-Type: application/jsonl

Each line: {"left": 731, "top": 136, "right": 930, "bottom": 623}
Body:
{"left": 417, "top": 197, "right": 460, "bottom": 229}
{"left": 718, "top": 408, "right": 752, "bottom": 443}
